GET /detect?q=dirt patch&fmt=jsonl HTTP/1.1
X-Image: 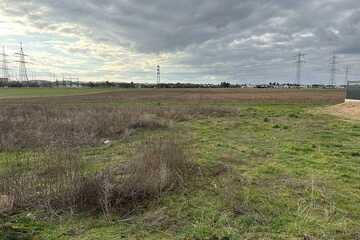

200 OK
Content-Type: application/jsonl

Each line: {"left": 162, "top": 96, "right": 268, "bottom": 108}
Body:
{"left": 323, "top": 102, "right": 360, "bottom": 120}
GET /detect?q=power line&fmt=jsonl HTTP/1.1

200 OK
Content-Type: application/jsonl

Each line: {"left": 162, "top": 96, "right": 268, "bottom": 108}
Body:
{"left": 295, "top": 52, "right": 305, "bottom": 85}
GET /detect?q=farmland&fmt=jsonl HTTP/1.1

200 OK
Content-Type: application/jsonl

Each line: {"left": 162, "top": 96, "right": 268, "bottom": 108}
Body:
{"left": 0, "top": 88, "right": 118, "bottom": 99}
{"left": 1, "top": 88, "right": 360, "bottom": 240}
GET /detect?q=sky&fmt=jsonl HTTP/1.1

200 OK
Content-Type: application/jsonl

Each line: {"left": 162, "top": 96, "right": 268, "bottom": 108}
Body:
{"left": 1, "top": 0, "right": 360, "bottom": 84}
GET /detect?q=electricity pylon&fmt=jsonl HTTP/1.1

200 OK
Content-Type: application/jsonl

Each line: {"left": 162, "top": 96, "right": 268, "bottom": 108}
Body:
{"left": 15, "top": 42, "right": 29, "bottom": 86}
{"left": 295, "top": 52, "right": 305, "bottom": 86}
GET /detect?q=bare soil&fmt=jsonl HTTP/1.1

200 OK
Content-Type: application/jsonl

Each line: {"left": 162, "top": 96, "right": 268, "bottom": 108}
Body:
{"left": 324, "top": 102, "right": 360, "bottom": 120}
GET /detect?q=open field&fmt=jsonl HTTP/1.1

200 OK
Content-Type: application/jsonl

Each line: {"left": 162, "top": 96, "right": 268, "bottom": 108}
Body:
{"left": 0, "top": 88, "right": 343, "bottom": 103}
{"left": 2, "top": 88, "right": 360, "bottom": 240}
{"left": 0, "top": 88, "right": 119, "bottom": 99}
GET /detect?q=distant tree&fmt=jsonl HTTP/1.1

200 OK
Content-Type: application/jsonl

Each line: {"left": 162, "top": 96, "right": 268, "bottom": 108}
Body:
{"left": 105, "top": 81, "right": 113, "bottom": 88}
{"left": 220, "top": 82, "right": 231, "bottom": 88}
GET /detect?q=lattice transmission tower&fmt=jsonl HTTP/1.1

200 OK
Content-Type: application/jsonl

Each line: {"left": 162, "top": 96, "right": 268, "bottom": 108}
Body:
{"left": 345, "top": 65, "right": 351, "bottom": 84}
{"left": 329, "top": 53, "right": 337, "bottom": 86}
{"left": 295, "top": 52, "right": 306, "bottom": 86}
{"left": 1, "top": 46, "right": 10, "bottom": 87}
{"left": 15, "top": 42, "right": 29, "bottom": 85}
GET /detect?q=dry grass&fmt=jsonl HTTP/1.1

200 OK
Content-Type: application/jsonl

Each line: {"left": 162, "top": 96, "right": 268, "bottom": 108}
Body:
{"left": 114, "top": 137, "right": 190, "bottom": 201}
{"left": 92, "top": 137, "right": 192, "bottom": 215}
{"left": 0, "top": 138, "right": 191, "bottom": 215}
{"left": 0, "top": 149, "right": 87, "bottom": 212}
{"left": 0, "top": 195, "right": 14, "bottom": 214}
{"left": 0, "top": 104, "right": 236, "bottom": 151}
{"left": 0, "top": 105, "right": 168, "bottom": 150}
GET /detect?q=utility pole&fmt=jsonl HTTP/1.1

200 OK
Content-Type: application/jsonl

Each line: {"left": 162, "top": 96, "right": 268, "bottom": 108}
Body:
{"left": 156, "top": 65, "right": 161, "bottom": 87}
{"left": 62, "top": 74, "right": 66, "bottom": 88}
{"left": 295, "top": 52, "right": 305, "bottom": 86}
{"left": 329, "top": 53, "right": 337, "bottom": 87}
{"left": 1, "top": 46, "right": 10, "bottom": 87}
{"left": 345, "top": 65, "right": 351, "bottom": 84}
{"left": 15, "top": 42, "right": 29, "bottom": 87}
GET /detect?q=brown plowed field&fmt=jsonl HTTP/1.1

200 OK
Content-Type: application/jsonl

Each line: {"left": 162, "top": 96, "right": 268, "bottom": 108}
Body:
{"left": 0, "top": 88, "right": 345, "bottom": 105}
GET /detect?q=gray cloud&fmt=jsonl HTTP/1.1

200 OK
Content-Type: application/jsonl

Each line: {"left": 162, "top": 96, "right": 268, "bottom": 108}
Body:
{"left": 1, "top": 0, "right": 360, "bottom": 84}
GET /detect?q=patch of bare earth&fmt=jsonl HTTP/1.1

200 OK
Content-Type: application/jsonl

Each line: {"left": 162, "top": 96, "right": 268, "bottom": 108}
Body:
{"left": 323, "top": 102, "right": 360, "bottom": 120}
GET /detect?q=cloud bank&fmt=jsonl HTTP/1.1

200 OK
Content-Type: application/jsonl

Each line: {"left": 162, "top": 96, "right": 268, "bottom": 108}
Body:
{"left": 1, "top": 0, "right": 360, "bottom": 84}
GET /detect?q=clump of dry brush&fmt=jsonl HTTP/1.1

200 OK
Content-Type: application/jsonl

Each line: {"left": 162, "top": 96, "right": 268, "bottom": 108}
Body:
{"left": 0, "top": 104, "right": 167, "bottom": 151}
{"left": 0, "top": 137, "right": 192, "bottom": 215}
{"left": 0, "top": 104, "right": 236, "bottom": 151}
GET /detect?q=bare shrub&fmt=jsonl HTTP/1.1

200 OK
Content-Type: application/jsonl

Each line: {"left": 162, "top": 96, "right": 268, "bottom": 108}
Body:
{"left": 0, "top": 137, "right": 191, "bottom": 215}
{"left": 0, "top": 148, "right": 88, "bottom": 212}
{"left": 115, "top": 137, "right": 190, "bottom": 201}
{"left": 128, "top": 113, "right": 169, "bottom": 130}
{"left": 94, "top": 137, "right": 191, "bottom": 214}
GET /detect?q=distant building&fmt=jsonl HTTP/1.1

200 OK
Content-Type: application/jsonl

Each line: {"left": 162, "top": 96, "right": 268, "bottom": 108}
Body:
{"left": 346, "top": 81, "right": 360, "bottom": 102}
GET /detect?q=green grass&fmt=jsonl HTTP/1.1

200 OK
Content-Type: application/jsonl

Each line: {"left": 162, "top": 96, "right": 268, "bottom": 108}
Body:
{"left": 2, "top": 100, "right": 360, "bottom": 239}
{"left": 0, "top": 88, "right": 118, "bottom": 98}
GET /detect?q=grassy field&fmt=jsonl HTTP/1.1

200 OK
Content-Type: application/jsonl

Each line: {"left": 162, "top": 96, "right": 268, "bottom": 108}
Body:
{"left": 2, "top": 88, "right": 360, "bottom": 240}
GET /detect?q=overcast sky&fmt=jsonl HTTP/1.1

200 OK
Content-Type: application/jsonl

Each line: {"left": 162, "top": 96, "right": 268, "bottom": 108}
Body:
{"left": 1, "top": 0, "right": 360, "bottom": 84}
